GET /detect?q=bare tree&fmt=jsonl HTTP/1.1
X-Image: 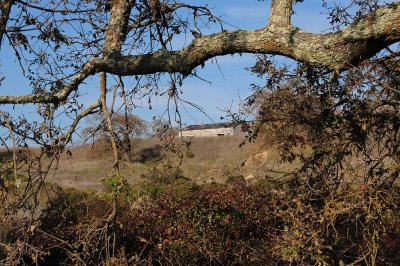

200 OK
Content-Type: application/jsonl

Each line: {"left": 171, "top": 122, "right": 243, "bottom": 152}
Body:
{"left": 83, "top": 112, "right": 147, "bottom": 161}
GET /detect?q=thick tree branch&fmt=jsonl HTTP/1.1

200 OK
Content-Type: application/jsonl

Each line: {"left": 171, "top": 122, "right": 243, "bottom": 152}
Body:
{"left": 103, "top": 0, "right": 133, "bottom": 56}
{"left": 268, "top": 0, "right": 293, "bottom": 27}
{"left": 0, "top": 2, "right": 399, "bottom": 105}
{"left": 98, "top": 3, "right": 400, "bottom": 75}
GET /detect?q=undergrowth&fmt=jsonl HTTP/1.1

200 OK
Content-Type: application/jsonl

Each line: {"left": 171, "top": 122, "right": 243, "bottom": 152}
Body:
{"left": 1, "top": 176, "right": 399, "bottom": 265}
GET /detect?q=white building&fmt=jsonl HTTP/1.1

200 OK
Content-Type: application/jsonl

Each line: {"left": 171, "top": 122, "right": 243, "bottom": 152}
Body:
{"left": 180, "top": 123, "right": 243, "bottom": 138}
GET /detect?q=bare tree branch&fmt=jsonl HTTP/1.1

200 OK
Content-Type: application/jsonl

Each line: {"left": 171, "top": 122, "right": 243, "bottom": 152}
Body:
{"left": 53, "top": 99, "right": 101, "bottom": 147}
{"left": 0, "top": 2, "right": 399, "bottom": 105}
{"left": 103, "top": 0, "right": 134, "bottom": 56}
{"left": 98, "top": 3, "right": 400, "bottom": 74}
{"left": 0, "top": 59, "right": 96, "bottom": 104}
{"left": 99, "top": 72, "right": 121, "bottom": 177}
{"left": 268, "top": 0, "right": 293, "bottom": 27}
{"left": 0, "top": 0, "right": 16, "bottom": 46}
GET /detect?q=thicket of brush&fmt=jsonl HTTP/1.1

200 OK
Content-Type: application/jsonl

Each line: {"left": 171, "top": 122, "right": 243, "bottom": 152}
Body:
{"left": 1, "top": 172, "right": 400, "bottom": 265}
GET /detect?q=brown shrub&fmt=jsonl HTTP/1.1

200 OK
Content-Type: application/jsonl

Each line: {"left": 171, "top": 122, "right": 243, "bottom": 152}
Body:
{"left": 1, "top": 181, "right": 399, "bottom": 265}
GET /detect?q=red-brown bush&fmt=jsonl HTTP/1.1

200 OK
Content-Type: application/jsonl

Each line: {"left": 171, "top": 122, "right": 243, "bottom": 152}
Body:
{"left": 1, "top": 180, "right": 399, "bottom": 265}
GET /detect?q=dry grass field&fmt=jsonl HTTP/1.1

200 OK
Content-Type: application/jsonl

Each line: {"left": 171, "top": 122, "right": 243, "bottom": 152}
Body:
{"left": 45, "top": 135, "right": 298, "bottom": 191}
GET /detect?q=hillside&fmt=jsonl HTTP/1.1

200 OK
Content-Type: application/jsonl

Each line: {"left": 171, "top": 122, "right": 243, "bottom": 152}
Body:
{"left": 48, "top": 135, "right": 296, "bottom": 191}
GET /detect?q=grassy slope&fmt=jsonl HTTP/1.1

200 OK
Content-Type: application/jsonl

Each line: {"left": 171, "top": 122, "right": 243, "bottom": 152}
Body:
{"left": 48, "top": 135, "right": 297, "bottom": 191}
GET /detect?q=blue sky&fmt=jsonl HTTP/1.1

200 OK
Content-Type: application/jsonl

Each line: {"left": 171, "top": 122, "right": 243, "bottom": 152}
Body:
{"left": 0, "top": 0, "right": 389, "bottom": 139}
{"left": 140, "top": 0, "right": 334, "bottom": 126}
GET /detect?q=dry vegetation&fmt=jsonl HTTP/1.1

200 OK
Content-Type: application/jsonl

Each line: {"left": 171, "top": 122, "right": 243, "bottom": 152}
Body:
{"left": 49, "top": 135, "right": 295, "bottom": 191}
{"left": 2, "top": 123, "right": 400, "bottom": 265}
{"left": 2, "top": 56, "right": 400, "bottom": 264}
{"left": 0, "top": 0, "right": 399, "bottom": 264}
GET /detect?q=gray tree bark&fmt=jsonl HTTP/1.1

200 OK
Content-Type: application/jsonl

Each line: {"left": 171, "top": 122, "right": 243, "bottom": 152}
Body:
{"left": 0, "top": 1, "right": 399, "bottom": 104}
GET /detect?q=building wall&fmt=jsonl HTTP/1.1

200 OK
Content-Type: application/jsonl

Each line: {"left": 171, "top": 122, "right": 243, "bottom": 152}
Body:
{"left": 180, "top": 127, "right": 234, "bottom": 137}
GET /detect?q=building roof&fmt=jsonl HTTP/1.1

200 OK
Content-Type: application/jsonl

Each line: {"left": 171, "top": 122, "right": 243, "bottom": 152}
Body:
{"left": 183, "top": 122, "right": 237, "bottom": 131}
